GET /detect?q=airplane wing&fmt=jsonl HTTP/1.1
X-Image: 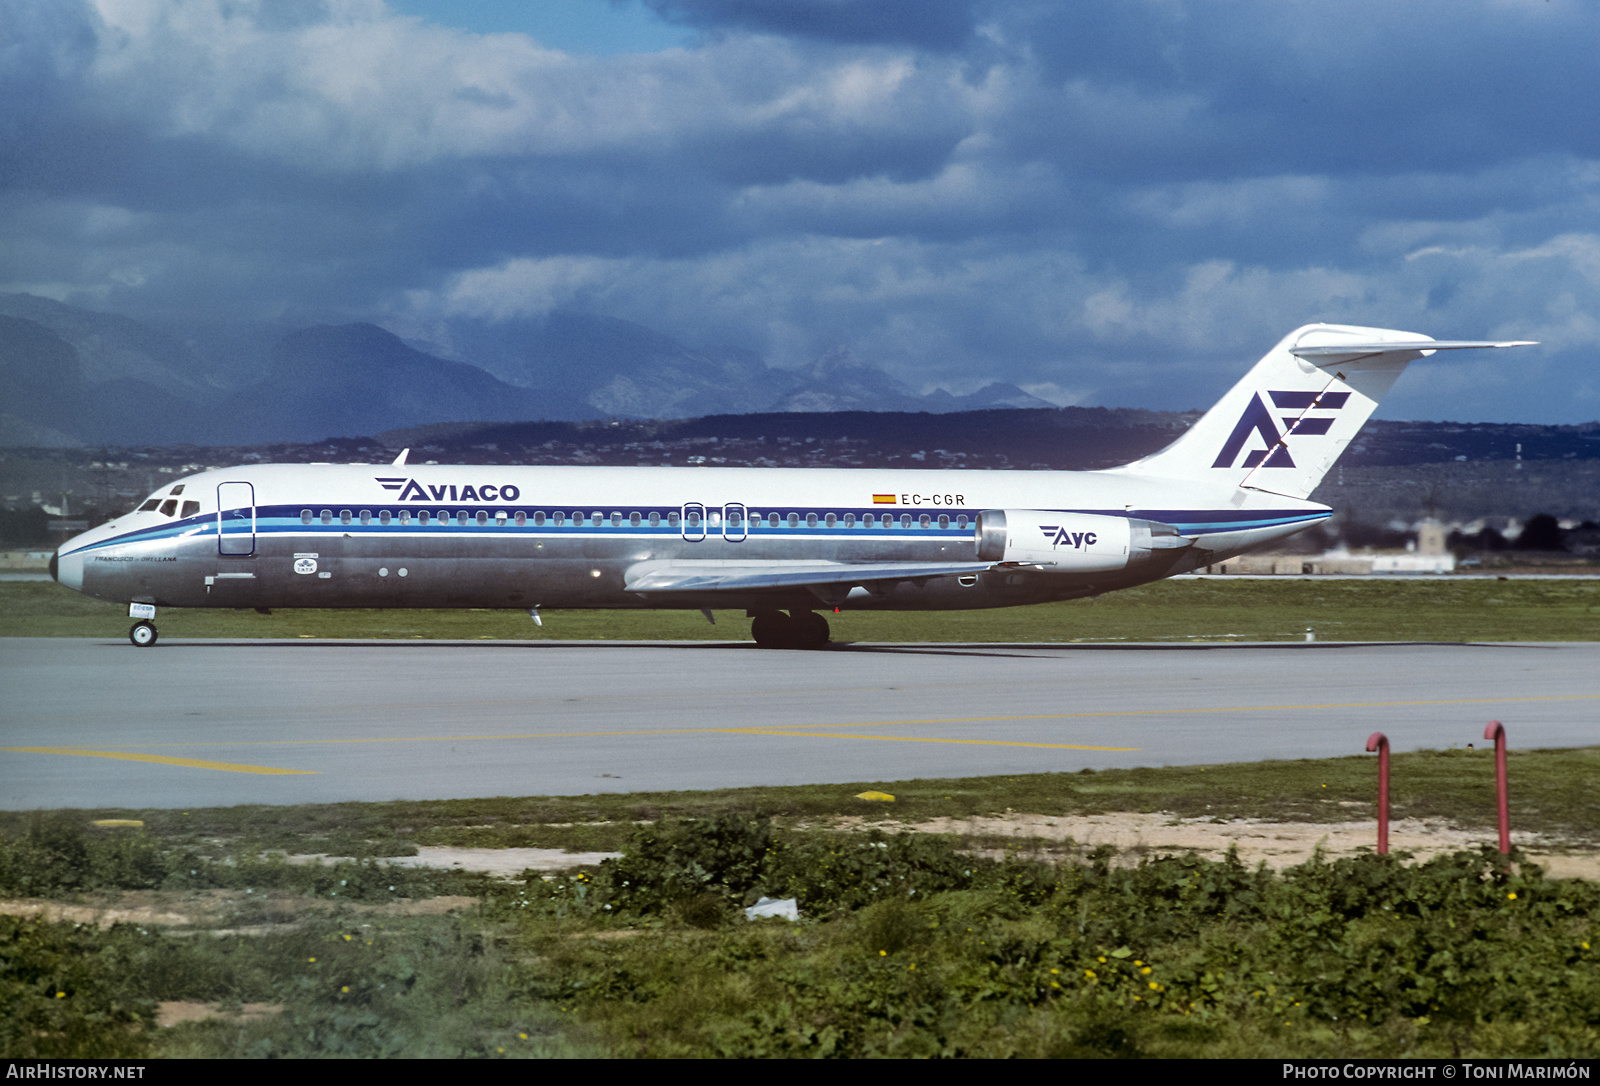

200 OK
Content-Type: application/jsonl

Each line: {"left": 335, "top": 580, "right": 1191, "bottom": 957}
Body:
{"left": 624, "top": 559, "right": 997, "bottom": 595}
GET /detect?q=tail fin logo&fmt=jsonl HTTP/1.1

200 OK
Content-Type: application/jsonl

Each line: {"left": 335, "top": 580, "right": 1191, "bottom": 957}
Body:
{"left": 1211, "top": 390, "right": 1351, "bottom": 469}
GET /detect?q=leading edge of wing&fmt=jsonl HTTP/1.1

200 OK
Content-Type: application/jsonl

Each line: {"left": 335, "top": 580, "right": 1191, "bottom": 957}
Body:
{"left": 625, "top": 559, "right": 997, "bottom": 595}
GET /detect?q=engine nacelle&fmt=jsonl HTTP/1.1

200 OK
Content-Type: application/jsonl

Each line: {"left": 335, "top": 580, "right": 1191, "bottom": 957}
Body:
{"left": 975, "top": 510, "right": 1191, "bottom": 571}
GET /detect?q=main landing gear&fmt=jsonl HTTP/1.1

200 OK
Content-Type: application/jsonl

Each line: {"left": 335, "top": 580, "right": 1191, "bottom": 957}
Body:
{"left": 749, "top": 609, "right": 831, "bottom": 650}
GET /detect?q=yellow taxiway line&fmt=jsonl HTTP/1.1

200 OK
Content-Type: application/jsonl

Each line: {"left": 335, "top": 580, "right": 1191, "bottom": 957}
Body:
{"left": 2, "top": 747, "right": 316, "bottom": 775}
{"left": 7, "top": 691, "right": 1594, "bottom": 769}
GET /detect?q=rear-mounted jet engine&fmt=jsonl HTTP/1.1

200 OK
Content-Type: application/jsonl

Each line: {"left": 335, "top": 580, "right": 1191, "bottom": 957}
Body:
{"left": 975, "top": 510, "right": 1192, "bottom": 571}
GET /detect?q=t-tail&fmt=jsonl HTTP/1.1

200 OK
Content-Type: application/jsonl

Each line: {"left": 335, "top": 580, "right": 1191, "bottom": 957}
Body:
{"left": 1113, "top": 323, "right": 1535, "bottom": 500}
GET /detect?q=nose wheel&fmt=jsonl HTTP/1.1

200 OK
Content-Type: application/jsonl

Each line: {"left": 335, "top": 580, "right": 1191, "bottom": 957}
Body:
{"left": 129, "top": 621, "right": 158, "bottom": 647}
{"left": 750, "top": 609, "right": 830, "bottom": 649}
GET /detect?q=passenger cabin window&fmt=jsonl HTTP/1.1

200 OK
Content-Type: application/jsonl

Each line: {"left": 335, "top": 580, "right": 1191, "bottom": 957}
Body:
{"left": 727, "top": 510, "right": 742, "bottom": 527}
{"left": 629, "top": 512, "right": 641, "bottom": 527}
{"left": 476, "top": 511, "right": 488, "bottom": 526}
{"left": 531, "top": 512, "right": 544, "bottom": 526}
{"left": 824, "top": 513, "right": 836, "bottom": 527}
{"left": 864, "top": 513, "right": 876, "bottom": 526}
{"left": 919, "top": 514, "right": 931, "bottom": 528}
{"left": 418, "top": 511, "right": 431, "bottom": 525}
{"left": 300, "top": 509, "right": 313, "bottom": 524}
{"left": 786, "top": 513, "right": 799, "bottom": 527}
{"left": 514, "top": 512, "right": 526, "bottom": 526}
{"left": 457, "top": 511, "right": 469, "bottom": 526}
{"left": 938, "top": 514, "right": 949, "bottom": 529}
{"left": 844, "top": 513, "right": 856, "bottom": 527}
{"left": 495, "top": 511, "right": 507, "bottom": 525}
{"left": 667, "top": 512, "right": 680, "bottom": 527}
{"left": 805, "top": 513, "right": 818, "bottom": 527}
{"left": 768, "top": 513, "right": 780, "bottom": 527}
{"left": 648, "top": 512, "right": 660, "bottom": 527}
{"left": 378, "top": 510, "right": 391, "bottom": 525}
{"left": 181, "top": 501, "right": 200, "bottom": 518}
{"left": 340, "top": 510, "right": 352, "bottom": 525}
{"left": 900, "top": 514, "right": 912, "bottom": 528}
{"left": 320, "top": 510, "right": 332, "bottom": 525}
{"left": 398, "top": 511, "right": 411, "bottom": 525}
{"left": 359, "top": 510, "right": 372, "bottom": 525}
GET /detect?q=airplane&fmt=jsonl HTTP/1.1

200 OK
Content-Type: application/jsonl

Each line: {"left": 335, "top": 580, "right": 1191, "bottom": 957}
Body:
{"left": 50, "top": 324, "right": 1533, "bottom": 649}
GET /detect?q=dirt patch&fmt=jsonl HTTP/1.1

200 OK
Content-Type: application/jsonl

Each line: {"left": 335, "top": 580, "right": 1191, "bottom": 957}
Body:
{"left": 292, "top": 846, "right": 618, "bottom": 877}
{"left": 891, "top": 813, "right": 1600, "bottom": 877}
{"left": 0, "top": 888, "right": 483, "bottom": 930}
{"left": 156, "top": 1002, "right": 283, "bottom": 1029}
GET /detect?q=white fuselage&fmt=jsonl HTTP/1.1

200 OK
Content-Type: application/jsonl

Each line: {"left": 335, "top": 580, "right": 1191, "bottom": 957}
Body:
{"left": 54, "top": 461, "right": 1327, "bottom": 614}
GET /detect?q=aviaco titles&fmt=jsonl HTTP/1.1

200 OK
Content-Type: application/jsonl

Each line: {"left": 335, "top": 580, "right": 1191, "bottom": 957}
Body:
{"left": 52, "top": 324, "right": 1532, "bottom": 648}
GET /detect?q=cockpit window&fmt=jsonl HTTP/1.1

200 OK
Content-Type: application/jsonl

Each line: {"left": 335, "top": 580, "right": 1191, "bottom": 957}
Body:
{"left": 159, "top": 499, "right": 178, "bottom": 517}
{"left": 181, "top": 501, "right": 200, "bottom": 518}
{"left": 138, "top": 499, "right": 160, "bottom": 512}
{"left": 171, "top": 484, "right": 185, "bottom": 495}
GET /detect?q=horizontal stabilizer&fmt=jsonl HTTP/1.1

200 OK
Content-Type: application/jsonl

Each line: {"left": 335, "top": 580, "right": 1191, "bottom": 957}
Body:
{"left": 626, "top": 559, "right": 994, "bottom": 595}
{"left": 1292, "top": 340, "right": 1536, "bottom": 366}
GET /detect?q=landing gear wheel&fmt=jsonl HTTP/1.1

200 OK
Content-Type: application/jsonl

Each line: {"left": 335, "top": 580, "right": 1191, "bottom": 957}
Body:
{"left": 129, "top": 621, "right": 158, "bottom": 647}
{"left": 751, "top": 610, "right": 793, "bottom": 649}
{"left": 792, "top": 610, "right": 830, "bottom": 650}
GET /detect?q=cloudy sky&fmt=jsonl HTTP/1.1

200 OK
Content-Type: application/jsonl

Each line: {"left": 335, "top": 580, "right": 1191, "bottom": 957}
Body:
{"left": 4, "top": 0, "right": 1598, "bottom": 421}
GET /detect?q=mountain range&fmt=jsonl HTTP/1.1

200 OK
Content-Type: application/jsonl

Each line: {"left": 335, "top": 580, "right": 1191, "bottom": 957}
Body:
{"left": 0, "top": 294, "right": 1055, "bottom": 446}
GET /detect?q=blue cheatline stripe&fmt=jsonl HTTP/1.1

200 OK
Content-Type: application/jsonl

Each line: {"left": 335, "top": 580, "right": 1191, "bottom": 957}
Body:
{"left": 62, "top": 501, "right": 1327, "bottom": 556}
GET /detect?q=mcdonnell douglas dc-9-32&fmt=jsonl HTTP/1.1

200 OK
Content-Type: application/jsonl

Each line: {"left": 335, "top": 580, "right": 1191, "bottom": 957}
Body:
{"left": 51, "top": 324, "right": 1532, "bottom": 648}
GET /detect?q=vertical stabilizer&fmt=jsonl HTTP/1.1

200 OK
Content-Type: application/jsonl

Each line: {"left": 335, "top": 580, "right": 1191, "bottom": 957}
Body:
{"left": 1113, "top": 324, "right": 1532, "bottom": 500}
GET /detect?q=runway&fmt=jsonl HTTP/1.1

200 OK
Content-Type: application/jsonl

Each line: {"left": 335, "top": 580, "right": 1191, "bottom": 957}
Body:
{"left": 2, "top": 637, "right": 1597, "bottom": 811}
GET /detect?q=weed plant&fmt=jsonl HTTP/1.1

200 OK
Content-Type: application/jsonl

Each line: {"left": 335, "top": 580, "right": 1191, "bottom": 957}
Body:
{"left": 501, "top": 817, "right": 1600, "bottom": 1058}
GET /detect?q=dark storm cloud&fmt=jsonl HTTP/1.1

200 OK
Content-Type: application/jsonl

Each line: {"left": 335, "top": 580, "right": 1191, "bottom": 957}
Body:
{"left": 644, "top": 0, "right": 984, "bottom": 50}
{"left": 1004, "top": 2, "right": 1600, "bottom": 176}
{"left": 1, "top": 0, "right": 1597, "bottom": 422}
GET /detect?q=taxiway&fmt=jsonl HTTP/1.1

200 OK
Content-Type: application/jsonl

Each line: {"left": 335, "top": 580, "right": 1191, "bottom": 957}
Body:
{"left": 2, "top": 638, "right": 1595, "bottom": 810}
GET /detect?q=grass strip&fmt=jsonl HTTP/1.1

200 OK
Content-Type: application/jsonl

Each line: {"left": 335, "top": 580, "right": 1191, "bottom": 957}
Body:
{"left": 3, "top": 576, "right": 1598, "bottom": 642}
{"left": 5, "top": 746, "right": 1595, "bottom": 855}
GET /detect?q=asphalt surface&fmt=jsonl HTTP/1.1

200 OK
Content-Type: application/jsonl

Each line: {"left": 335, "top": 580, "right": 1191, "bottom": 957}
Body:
{"left": 2, "top": 637, "right": 1596, "bottom": 810}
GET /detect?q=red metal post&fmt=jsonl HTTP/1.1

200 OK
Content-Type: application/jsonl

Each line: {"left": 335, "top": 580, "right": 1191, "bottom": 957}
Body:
{"left": 1485, "top": 721, "right": 1510, "bottom": 853}
{"left": 1366, "top": 732, "right": 1390, "bottom": 854}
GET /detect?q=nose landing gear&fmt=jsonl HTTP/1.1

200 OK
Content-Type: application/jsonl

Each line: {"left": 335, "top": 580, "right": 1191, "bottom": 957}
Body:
{"left": 129, "top": 621, "right": 158, "bottom": 647}
{"left": 750, "top": 609, "right": 830, "bottom": 649}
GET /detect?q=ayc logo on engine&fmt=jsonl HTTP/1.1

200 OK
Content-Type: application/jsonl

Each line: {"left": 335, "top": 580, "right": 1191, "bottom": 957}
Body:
{"left": 1212, "top": 390, "right": 1351, "bottom": 470}
{"left": 1039, "top": 525, "right": 1098, "bottom": 549}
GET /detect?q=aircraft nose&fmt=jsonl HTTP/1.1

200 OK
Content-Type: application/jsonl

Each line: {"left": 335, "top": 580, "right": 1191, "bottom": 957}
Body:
{"left": 53, "top": 547, "right": 83, "bottom": 592}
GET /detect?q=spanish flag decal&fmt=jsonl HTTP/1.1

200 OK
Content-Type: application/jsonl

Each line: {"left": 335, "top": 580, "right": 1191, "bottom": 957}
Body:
{"left": 872, "top": 494, "right": 896, "bottom": 504}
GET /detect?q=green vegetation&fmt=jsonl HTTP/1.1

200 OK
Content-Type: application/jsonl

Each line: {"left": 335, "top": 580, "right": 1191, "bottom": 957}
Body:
{"left": 4, "top": 576, "right": 1599, "bottom": 641}
{"left": 4, "top": 753, "right": 1597, "bottom": 1057}
{"left": 2, "top": 812, "right": 1596, "bottom": 1058}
